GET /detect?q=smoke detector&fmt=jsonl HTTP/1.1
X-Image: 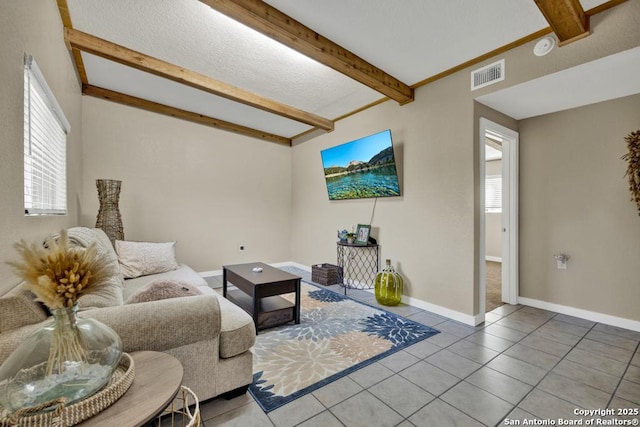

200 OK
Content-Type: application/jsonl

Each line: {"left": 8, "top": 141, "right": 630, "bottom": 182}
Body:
{"left": 534, "top": 36, "right": 556, "bottom": 56}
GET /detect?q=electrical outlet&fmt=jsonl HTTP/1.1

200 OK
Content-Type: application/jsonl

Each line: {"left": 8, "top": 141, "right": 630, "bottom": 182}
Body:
{"left": 554, "top": 253, "right": 569, "bottom": 270}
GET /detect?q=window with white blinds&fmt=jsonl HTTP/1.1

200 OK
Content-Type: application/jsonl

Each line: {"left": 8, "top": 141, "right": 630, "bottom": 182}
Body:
{"left": 485, "top": 175, "right": 502, "bottom": 213}
{"left": 24, "top": 55, "right": 70, "bottom": 215}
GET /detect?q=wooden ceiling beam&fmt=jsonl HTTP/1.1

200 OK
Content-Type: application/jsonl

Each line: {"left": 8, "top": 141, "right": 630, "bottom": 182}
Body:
{"left": 83, "top": 85, "right": 291, "bottom": 145}
{"left": 534, "top": 0, "right": 590, "bottom": 46}
{"left": 56, "top": 0, "right": 88, "bottom": 84}
{"left": 199, "top": 0, "right": 414, "bottom": 105}
{"left": 65, "top": 28, "right": 333, "bottom": 131}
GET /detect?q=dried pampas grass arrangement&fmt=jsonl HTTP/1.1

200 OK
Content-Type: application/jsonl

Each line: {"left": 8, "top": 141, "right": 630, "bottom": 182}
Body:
{"left": 8, "top": 229, "right": 111, "bottom": 309}
{"left": 7, "top": 229, "right": 113, "bottom": 375}
{"left": 621, "top": 130, "right": 640, "bottom": 216}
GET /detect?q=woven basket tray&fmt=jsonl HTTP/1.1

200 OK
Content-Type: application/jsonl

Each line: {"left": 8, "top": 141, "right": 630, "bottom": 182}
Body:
{"left": 0, "top": 352, "right": 135, "bottom": 427}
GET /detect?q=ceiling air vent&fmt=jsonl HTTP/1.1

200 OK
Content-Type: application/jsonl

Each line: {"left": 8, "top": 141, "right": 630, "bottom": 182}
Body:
{"left": 471, "top": 59, "right": 505, "bottom": 91}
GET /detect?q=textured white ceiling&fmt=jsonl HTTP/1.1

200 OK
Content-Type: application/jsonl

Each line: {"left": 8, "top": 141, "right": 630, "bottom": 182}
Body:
{"left": 82, "top": 53, "right": 313, "bottom": 137}
{"left": 66, "top": 0, "right": 612, "bottom": 140}
{"left": 67, "top": 0, "right": 381, "bottom": 116}
{"left": 477, "top": 46, "right": 640, "bottom": 120}
{"left": 265, "top": 0, "right": 552, "bottom": 85}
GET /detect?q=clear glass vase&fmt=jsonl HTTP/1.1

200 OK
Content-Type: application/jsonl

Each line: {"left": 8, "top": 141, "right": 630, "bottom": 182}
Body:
{"left": 375, "top": 259, "right": 404, "bottom": 306}
{"left": 0, "top": 303, "right": 123, "bottom": 413}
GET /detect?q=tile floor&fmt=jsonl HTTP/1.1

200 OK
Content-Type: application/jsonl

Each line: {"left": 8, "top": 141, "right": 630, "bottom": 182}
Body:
{"left": 197, "top": 272, "right": 640, "bottom": 427}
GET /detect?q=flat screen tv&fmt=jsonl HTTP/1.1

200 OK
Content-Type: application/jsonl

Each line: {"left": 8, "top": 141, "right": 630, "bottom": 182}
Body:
{"left": 320, "top": 129, "right": 401, "bottom": 200}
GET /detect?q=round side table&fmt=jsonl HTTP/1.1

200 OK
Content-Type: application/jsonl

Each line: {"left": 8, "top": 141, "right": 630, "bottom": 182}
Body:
{"left": 77, "top": 351, "right": 183, "bottom": 427}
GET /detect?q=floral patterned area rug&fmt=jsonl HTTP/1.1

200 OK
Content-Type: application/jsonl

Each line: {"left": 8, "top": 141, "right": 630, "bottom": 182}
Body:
{"left": 249, "top": 282, "right": 440, "bottom": 412}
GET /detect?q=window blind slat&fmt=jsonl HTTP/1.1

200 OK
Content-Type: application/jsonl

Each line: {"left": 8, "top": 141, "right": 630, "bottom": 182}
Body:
{"left": 485, "top": 175, "right": 502, "bottom": 213}
{"left": 24, "top": 55, "right": 68, "bottom": 215}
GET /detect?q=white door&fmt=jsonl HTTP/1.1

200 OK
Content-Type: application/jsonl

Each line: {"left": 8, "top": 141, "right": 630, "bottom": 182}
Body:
{"left": 499, "top": 126, "right": 518, "bottom": 305}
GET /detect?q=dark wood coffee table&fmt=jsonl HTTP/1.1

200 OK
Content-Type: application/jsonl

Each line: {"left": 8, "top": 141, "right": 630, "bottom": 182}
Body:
{"left": 223, "top": 262, "right": 301, "bottom": 330}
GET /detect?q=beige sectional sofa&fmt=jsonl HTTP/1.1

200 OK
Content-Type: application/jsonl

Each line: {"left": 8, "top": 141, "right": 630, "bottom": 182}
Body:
{"left": 0, "top": 227, "right": 256, "bottom": 402}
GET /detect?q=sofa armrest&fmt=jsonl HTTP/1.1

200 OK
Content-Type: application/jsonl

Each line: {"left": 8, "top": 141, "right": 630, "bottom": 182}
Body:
{"left": 0, "top": 322, "right": 45, "bottom": 364}
{"left": 78, "top": 295, "right": 221, "bottom": 352}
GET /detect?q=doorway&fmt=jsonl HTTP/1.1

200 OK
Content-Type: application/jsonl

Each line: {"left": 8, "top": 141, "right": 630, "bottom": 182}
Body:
{"left": 479, "top": 118, "right": 519, "bottom": 315}
{"left": 484, "top": 135, "right": 503, "bottom": 312}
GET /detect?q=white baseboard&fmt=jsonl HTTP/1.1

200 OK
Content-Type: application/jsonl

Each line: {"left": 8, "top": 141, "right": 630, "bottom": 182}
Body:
{"left": 198, "top": 261, "right": 310, "bottom": 278}
{"left": 203, "top": 261, "right": 481, "bottom": 325}
{"left": 518, "top": 296, "right": 640, "bottom": 332}
{"left": 403, "top": 295, "right": 478, "bottom": 326}
{"left": 202, "top": 262, "right": 640, "bottom": 332}
{"left": 198, "top": 269, "right": 222, "bottom": 277}
{"left": 271, "top": 261, "right": 311, "bottom": 271}
{"left": 278, "top": 262, "right": 484, "bottom": 326}
{"left": 485, "top": 256, "right": 502, "bottom": 263}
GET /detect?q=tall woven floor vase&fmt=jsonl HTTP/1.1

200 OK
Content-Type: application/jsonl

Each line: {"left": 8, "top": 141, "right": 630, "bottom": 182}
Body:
{"left": 95, "top": 179, "right": 124, "bottom": 245}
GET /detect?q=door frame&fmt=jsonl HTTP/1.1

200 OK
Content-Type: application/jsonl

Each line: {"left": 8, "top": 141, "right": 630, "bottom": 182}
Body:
{"left": 479, "top": 118, "right": 519, "bottom": 316}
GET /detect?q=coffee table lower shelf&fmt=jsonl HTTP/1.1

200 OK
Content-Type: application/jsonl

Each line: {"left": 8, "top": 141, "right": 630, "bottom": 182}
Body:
{"left": 227, "top": 289, "right": 294, "bottom": 330}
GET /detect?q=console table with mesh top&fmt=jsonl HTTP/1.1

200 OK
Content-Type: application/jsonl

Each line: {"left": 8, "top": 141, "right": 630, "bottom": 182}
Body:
{"left": 336, "top": 242, "right": 379, "bottom": 294}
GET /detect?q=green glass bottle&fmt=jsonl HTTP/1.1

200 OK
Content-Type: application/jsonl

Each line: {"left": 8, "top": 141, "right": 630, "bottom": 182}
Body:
{"left": 375, "top": 259, "right": 404, "bottom": 306}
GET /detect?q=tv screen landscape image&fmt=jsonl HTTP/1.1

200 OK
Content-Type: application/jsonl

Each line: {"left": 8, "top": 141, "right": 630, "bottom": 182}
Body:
{"left": 320, "top": 129, "right": 401, "bottom": 200}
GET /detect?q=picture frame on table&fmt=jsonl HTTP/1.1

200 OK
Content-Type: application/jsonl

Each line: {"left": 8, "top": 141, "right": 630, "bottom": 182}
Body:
{"left": 355, "top": 224, "right": 371, "bottom": 245}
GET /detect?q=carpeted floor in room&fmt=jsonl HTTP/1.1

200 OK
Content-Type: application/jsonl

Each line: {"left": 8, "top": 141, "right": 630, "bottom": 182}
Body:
{"left": 486, "top": 261, "right": 503, "bottom": 313}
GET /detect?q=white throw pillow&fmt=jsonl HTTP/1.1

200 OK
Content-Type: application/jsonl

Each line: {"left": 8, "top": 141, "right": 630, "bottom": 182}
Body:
{"left": 69, "top": 228, "right": 124, "bottom": 308}
{"left": 115, "top": 240, "right": 179, "bottom": 279}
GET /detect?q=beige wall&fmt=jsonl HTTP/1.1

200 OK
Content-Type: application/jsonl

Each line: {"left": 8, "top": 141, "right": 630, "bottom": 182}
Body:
{"left": 485, "top": 159, "right": 502, "bottom": 260}
{"left": 291, "top": 1, "right": 640, "bottom": 321}
{"left": 520, "top": 94, "right": 640, "bottom": 321}
{"left": 292, "top": 75, "right": 477, "bottom": 315}
{"left": 292, "top": 68, "right": 499, "bottom": 317}
{"left": 80, "top": 97, "right": 292, "bottom": 272}
{"left": 0, "top": 1, "right": 83, "bottom": 294}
